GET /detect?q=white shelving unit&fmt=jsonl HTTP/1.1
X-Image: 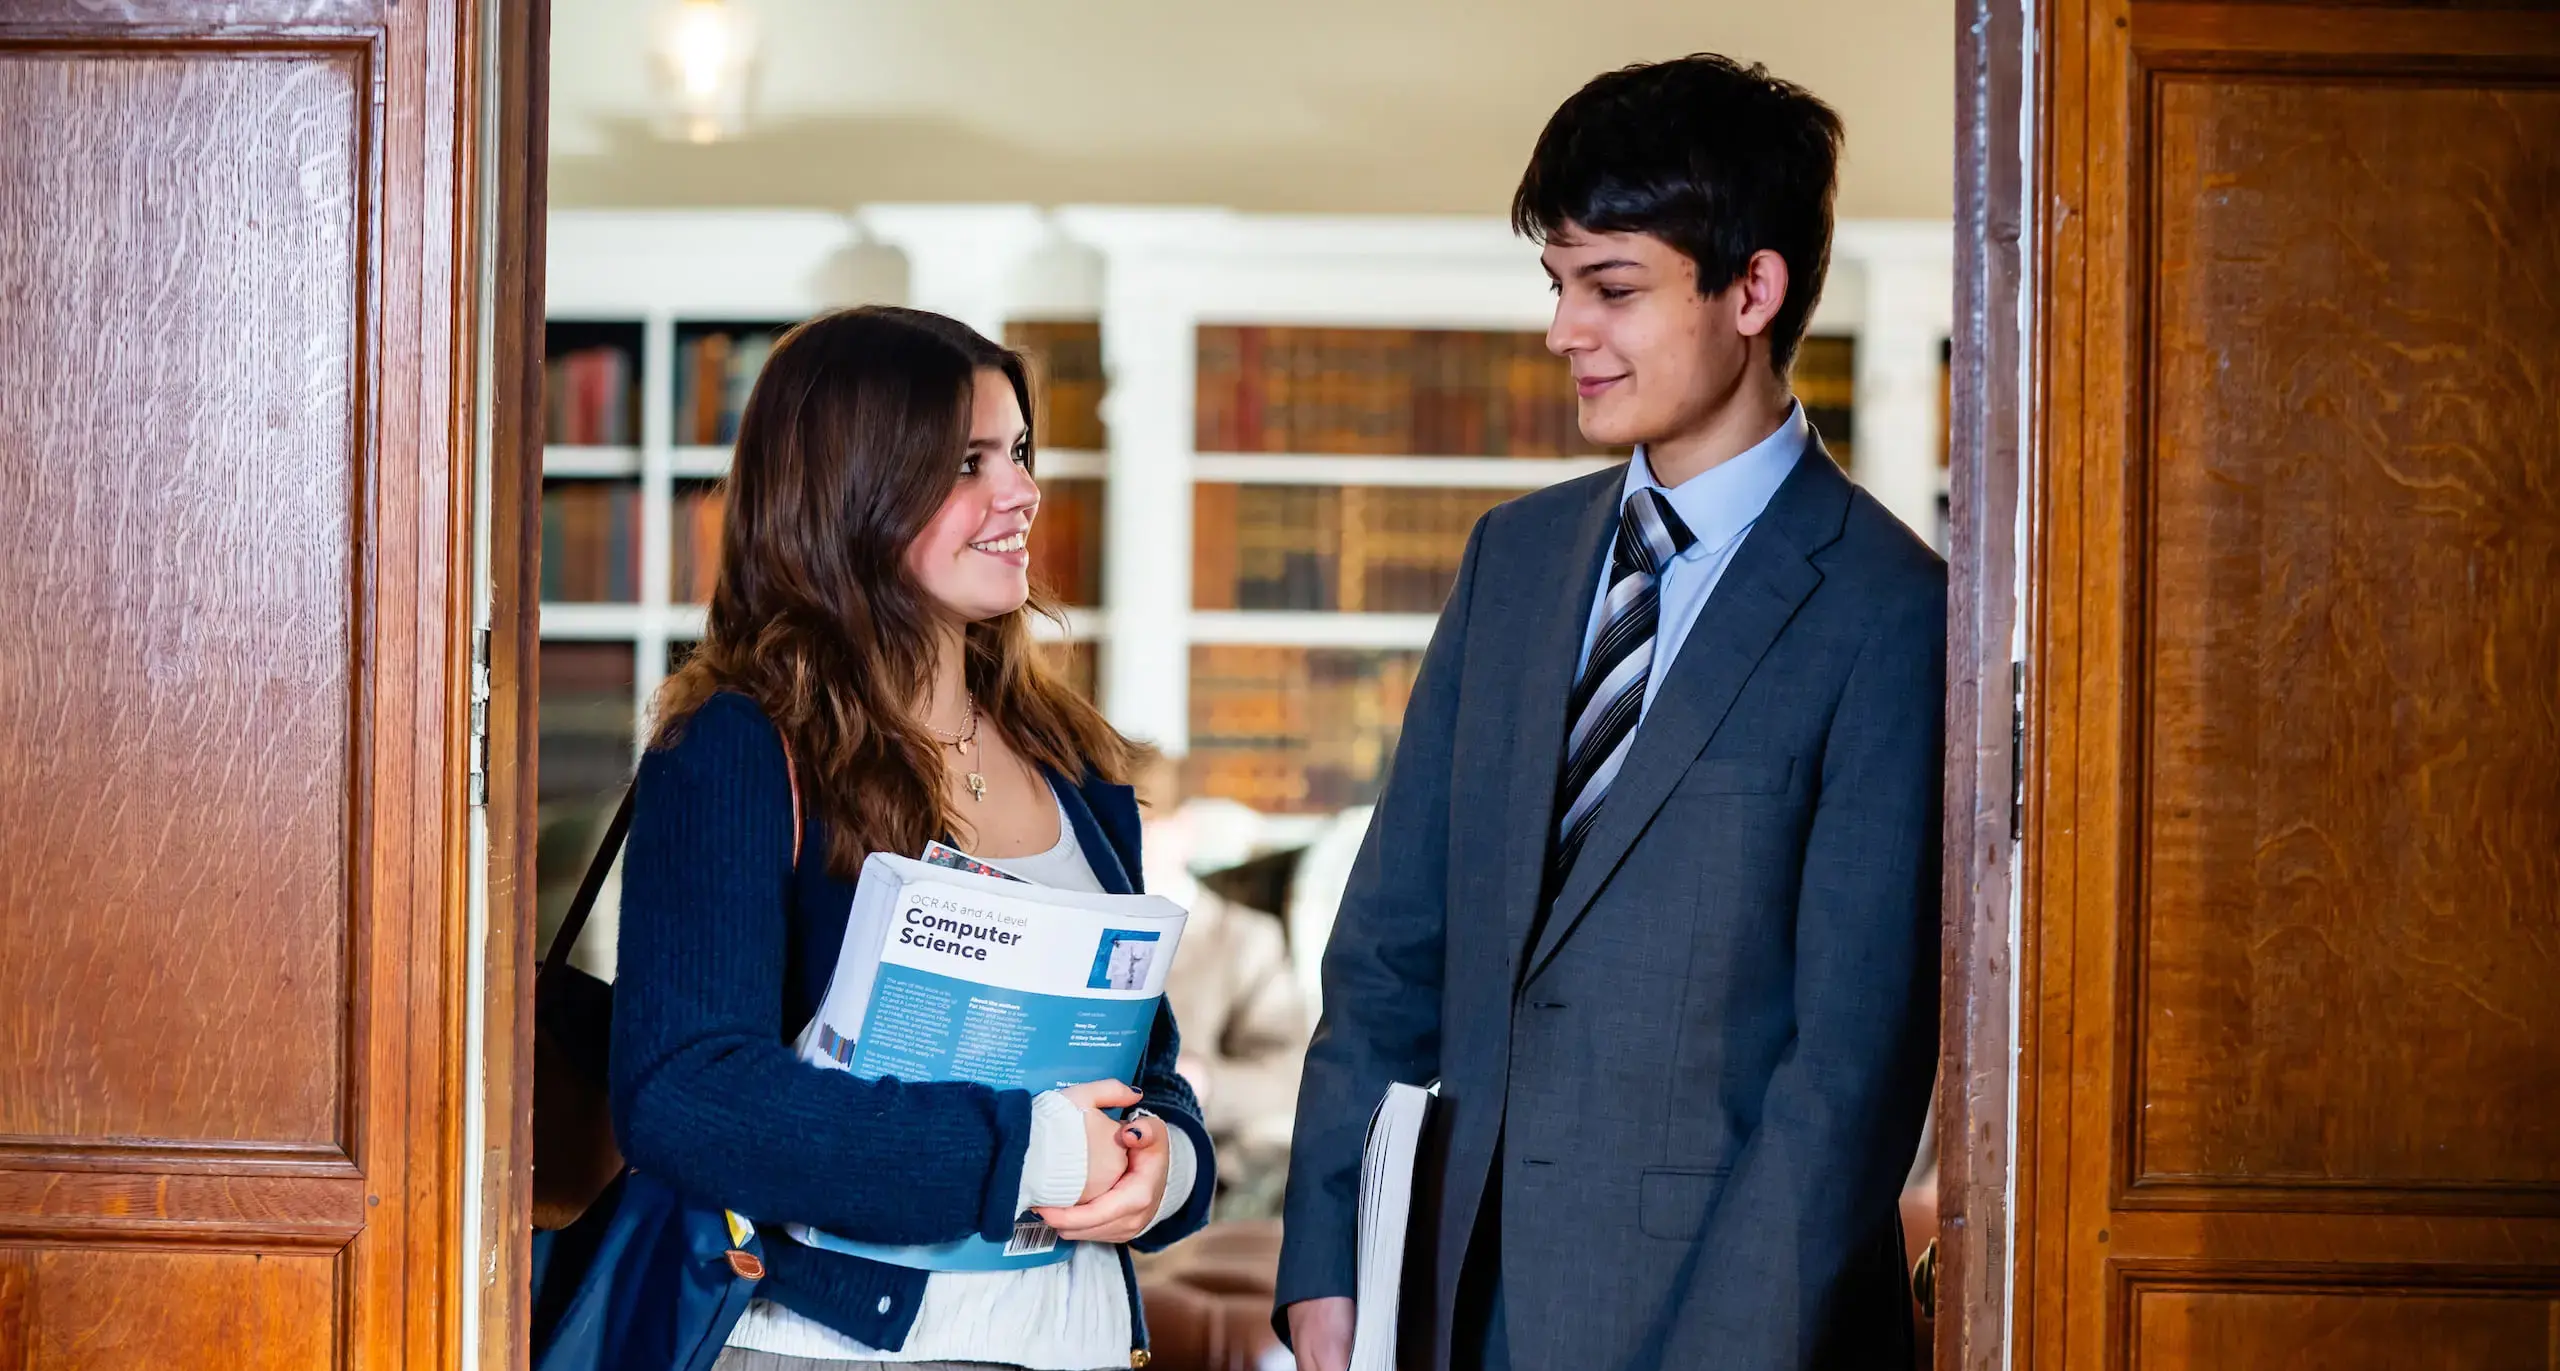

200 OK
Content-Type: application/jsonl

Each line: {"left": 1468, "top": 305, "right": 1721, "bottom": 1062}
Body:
{"left": 542, "top": 206, "right": 1952, "bottom": 764}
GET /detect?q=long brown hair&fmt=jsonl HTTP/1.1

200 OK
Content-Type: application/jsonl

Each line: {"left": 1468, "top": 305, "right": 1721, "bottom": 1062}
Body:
{"left": 652, "top": 305, "right": 1140, "bottom": 875}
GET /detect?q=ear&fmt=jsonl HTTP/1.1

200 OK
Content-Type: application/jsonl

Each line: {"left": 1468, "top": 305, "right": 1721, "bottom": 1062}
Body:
{"left": 1731, "top": 248, "right": 1792, "bottom": 341}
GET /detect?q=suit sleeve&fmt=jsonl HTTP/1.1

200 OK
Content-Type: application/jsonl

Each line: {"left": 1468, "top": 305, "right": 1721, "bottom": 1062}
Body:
{"left": 1273, "top": 516, "right": 1486, "bottom": 1320}
{"left": 1669, "top": 569, "right": 1947, "bottom": 1367}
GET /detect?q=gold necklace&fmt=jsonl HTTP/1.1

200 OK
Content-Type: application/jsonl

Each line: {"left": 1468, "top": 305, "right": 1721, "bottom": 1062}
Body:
{"left": 929, "top": 694, "right": 987, "bottom": 802}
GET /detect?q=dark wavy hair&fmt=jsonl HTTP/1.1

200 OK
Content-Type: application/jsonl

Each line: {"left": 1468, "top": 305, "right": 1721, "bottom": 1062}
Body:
{"left": 1512, "top": 53, "right": 1843, "bottom": 374}
{"left": 652, "top": 305, "right": 1140, "bottom": 875}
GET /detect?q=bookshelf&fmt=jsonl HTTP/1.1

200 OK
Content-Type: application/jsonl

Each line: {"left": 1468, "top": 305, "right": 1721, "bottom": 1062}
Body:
{"left": 540, "top": 207, "right": 1952, "bottom": 825}
{"left": 1057, "top": 208, "right": 1951, "bottom": 811}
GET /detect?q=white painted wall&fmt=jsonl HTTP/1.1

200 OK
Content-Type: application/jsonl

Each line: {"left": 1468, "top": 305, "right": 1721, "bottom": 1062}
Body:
{"left": 548, "top": 0, "right": 1954, "bottom": 223}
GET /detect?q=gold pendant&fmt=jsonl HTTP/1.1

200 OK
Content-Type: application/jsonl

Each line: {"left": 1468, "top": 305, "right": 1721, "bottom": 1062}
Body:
{"left": 955, "top": 738, "right": 972, "bottom": 757}
{"left": 966, "top": 772, "right": 987, "bottom": 802}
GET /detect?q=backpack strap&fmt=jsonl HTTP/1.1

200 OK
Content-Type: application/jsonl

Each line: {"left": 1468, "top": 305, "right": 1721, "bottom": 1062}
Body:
{"left": 539, "top": 732, "right": 806, "bottom": 977}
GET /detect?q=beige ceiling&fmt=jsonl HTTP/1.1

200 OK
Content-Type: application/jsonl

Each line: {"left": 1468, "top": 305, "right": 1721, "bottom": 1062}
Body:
{"left": 549, "top": 0, "right": 1953, "bottom": 222}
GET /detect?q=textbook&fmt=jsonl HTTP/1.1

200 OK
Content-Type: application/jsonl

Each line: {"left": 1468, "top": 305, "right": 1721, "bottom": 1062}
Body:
{"left": 784, "top": 851, "right": 1188, "bottom": 1272}
{"left": 1351, "top": 1081, "right": 1437, "bottom": 1371}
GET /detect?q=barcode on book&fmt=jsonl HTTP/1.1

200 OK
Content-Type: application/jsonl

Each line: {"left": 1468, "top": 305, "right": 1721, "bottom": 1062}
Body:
{"left": 1005, "top": 1220, "right": 1058, "bottom": 1257}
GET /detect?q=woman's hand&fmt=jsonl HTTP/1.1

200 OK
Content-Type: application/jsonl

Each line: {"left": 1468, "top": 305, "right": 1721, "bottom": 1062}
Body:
{"left": 1055, "top": 1079, "right": 1140, "bottom": 1204}
{"left": 1033, "top": 1112, "right": 1171, "bottom": 1243}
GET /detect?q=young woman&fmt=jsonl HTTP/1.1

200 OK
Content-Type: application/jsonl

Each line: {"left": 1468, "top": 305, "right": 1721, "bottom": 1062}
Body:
{"left": 610, "top": 306, "right": 1215, "bottom": 1371}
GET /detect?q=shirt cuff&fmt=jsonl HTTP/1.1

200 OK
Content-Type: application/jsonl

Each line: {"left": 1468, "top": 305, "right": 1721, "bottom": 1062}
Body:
{"left": 1017, "top": 1089, "right": 1091, "bottom": 1212}
{"left": 1149, "top": 1117, "right": 1199, "bottom": 1230}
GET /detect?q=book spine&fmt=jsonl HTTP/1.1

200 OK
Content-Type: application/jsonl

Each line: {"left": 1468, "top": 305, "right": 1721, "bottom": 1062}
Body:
{"left": 1193, "top": 326, "right": 1233, "bottom": 453}
{"left": 605, "top": 346, "right": 632, "bottom": 446}
{"left": 1190, "top": 481, "right": 1239, "bottom": 611}
{"left": 540, "top": 483, "right": 565, "bottom": 601}
{"left": 698, "top": 333, "right": 732, "bottom": 447}
{"left": 725, "top": 334, "right": 771, "bottom": 445}
{"left": 1235, "top": 327, "right": 1266, "bottom": 454}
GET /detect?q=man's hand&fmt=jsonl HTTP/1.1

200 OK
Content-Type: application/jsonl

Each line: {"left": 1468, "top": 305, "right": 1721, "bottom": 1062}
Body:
{"left": 1034, "top": 1112, "right": 1171, "bottom": 1243}
{"left": 1286, "top": 1295, "right": 1356, "bottom": 1371}
{"left": 1056, "top": 1079, "right": 1140, "bottom": 1204}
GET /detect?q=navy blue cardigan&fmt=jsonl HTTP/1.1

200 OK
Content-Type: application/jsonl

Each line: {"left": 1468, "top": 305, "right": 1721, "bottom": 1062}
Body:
{"left": 608, "top": 690, "right": 1216, "bottom": 1355}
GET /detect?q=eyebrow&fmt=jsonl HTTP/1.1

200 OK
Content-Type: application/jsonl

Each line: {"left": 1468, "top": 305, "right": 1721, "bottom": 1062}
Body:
{"left": 966, "top": 430, "right": 1027, "bottom": 450}
{"left": 1541, "top": 257, "right": 1648, "bottom": 282}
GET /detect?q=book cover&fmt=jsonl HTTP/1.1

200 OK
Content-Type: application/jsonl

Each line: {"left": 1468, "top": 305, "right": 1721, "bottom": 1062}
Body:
{"left": 786, "top": 854, "right": 1189, "bottom": 1272}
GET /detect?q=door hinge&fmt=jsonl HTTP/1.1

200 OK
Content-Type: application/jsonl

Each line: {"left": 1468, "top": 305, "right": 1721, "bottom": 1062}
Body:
{"left": 2009, "top": 660, "right": 2025, "bottom": 841}
{"left": 468, "top": 627, "right": 492, "bottom": 808}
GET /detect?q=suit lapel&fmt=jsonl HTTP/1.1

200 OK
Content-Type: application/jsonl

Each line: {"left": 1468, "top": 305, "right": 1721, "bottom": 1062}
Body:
{"left": 1521, "top": 444, "right": 1851, "bottom": 981}
{"left": 1498, "top": 475, "right": 1624, "bottom": 979}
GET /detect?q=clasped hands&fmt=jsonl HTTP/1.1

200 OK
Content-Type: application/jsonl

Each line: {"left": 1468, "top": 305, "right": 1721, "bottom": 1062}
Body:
{"left": 1032, "top": 1078, "right": 1170, "bottom": 1244}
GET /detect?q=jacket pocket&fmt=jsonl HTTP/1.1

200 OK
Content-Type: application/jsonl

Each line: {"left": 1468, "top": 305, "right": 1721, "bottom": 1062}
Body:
{"left": 1674, "top": 755, "right": 1796, "bottom": 797}
{"left": 1638, "top": 1165, "right": 1732, "bottom": 1240}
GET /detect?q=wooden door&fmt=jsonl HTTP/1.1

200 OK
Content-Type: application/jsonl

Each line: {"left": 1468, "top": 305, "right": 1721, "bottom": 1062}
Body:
{"left": 2002, "top": 2, "right": 2560, "bottom": 1366}
{"left": 0, "top": 2, "right": 514, "bottom": 1365}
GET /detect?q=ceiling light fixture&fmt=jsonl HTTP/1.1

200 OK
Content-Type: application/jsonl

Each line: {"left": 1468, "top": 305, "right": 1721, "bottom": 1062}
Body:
{"left": 651, "top": 0, "right": 758, "bottom": 145}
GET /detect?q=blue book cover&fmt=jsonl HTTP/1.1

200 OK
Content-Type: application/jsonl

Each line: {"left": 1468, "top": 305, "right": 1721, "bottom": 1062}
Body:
{"left": 785, "top": 852, "right": 1188, "bottom": 1271}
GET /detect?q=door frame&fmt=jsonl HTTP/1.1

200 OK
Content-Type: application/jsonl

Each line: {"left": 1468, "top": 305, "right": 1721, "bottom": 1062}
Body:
{"left": 1941, "top": 0, "right": 2041, "bottom": 1367}
{"left": 472, "top": 0, "right": 550, "bottom": 1363}
{"left": 455, "top": 5, "right": 2043, "bottom": 1359}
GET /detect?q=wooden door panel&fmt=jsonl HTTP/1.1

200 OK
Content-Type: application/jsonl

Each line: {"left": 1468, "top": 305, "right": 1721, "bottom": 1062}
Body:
{"left": 0, "top": 0, "right": 492, "bottom": 1365}
{"left": 2019, "top": 3, "right": 2560, "bottom": 1368}
{"left": 2125, "top": 1279, "right": 2557, "bottom": 1371}
{"left": 2, "top": 1247, "right": 339, "bottom": 1371}
{"left": 2135, "top": 74, "right": 2560, "bottom": 1201}
{"left": 0, "top": 46, "right": 361, "bottom": 1154}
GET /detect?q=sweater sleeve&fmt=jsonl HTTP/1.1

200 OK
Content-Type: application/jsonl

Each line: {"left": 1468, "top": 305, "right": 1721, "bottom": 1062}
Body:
{"left": 608, "top": 693, "right": 1035, "bottom": 1246}
{"left": 1130, "top": 997, "right": 1217, "bottom": 1252}
{"left": 1017, "top": 1090, "right": 1092, "bottom": 1211}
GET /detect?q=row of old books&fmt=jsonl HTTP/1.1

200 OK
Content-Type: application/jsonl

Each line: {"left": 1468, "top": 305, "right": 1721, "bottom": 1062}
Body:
{"left": 1185, "top": 646, "right": 1422, "bottom": 813}
{"left": 571, "top": 474, "right": 1095, "bottom": 610}
{"left": 547, "top": 345, "right": 638, "bottom": 446}
{"left": 1192, "top": 484, "right": 1509, "bottom": 614}
{"left": 675, "top": 327, "right": 781, "bottom": 447}
{"left": 997, "top": 324, "right": 1865, "bottom": 467}
{"left": 670, "top": 481, "right": 728, "bottom": 605}
{"left": 1794, "top": 335, "right": 1856, "bottom": 469}
{"left": 1195, "top": 327, "right": 1593, "bottom": 458}
{"left": 1007, "top": 321, "right": 1108, "bottom": 451}
{"left": 541, "top": 480, "right": 641, "bottom": 602}
{"left": 1029, "top": 478, "right": 1105, "bottom": 607}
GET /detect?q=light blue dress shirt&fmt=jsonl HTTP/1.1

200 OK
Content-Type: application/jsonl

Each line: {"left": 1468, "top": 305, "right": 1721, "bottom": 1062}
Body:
{"left": 1574, "top": 401, "right": 1809, "bottom": 715}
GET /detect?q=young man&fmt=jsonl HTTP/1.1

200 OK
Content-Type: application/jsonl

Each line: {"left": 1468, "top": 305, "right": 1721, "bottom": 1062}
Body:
{"left": 1275, "top": 55, "right": 1945, "bottom": 1371}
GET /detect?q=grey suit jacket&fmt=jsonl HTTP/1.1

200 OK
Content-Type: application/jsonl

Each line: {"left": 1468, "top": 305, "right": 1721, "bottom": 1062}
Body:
{"left": 1276, "top": 440, "right": 1945, "bottom": 1371}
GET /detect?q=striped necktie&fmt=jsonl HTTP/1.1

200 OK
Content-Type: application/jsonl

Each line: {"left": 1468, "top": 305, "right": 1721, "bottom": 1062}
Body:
{"left": 1551, "top": 487, "right": 1698, "bottom": 890}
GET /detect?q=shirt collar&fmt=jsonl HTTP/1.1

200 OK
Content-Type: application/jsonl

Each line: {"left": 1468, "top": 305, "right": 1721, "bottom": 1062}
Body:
{"left": 1626, "top": 400, "right": 1808, "bottom": 560}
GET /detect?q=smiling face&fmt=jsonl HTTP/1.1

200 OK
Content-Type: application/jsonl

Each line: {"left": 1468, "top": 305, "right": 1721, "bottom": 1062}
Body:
{"left": 1542, "top": 224, "right": 1780, "bottom": 455}
{"left": 904, "top": 367, "right": 1039, "bottom": 625}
